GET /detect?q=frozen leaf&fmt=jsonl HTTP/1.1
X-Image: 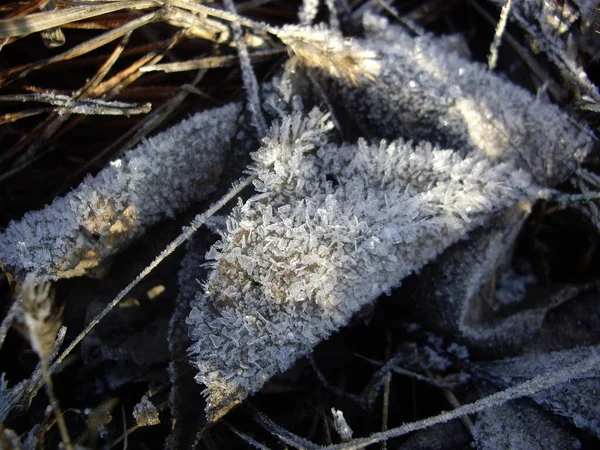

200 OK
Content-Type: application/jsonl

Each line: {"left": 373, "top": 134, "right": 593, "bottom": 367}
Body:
{"left": 0, "top": 103, "right": 241, "bottom": 280}
{"left": 479, "top": 345, "right": 600, "bottom": 437}
{"left": 187, "top": 108, "right": 541, "bottom": 419}
{"left": 324, "top": 14, "right": 591, "bottom": 186}
{"left": 472, "top": 399, "right": 581, "bottom": 450}
{"left": 412, "top": 204, "right": 596, "bottom": 353}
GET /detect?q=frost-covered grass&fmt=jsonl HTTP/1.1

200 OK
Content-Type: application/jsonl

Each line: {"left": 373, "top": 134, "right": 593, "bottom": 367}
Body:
{"left": 0, "top": 1, "right": 599, "bottom": 449}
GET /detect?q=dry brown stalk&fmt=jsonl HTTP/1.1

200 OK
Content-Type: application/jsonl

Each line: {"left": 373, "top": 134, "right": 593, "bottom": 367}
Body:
{"left": 18, "top": 276, "right": 72, "bottom": 450}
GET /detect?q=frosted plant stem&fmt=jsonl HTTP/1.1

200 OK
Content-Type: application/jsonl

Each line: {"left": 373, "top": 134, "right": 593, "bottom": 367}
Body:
{"left": 223, "top": 0, "right": 268, "bottom": 136}
{"left": 488, "top": 0, "right": 512, "bottom": 70}
{"left": 0, "top": 301, "right": 18, "bottom": 350}
{"left": 41, "top": 358, "right": 73, "bottom": 450}
{"left": 48, "top": 175, "right": 256, "bottom": 376}
{"left": 320, "top": 349, "right": 600, "bottom": 449}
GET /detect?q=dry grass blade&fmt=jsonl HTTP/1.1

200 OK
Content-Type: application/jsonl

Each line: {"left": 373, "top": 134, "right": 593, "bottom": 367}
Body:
{"left": 0, "top": 108, "right": 50, "bottom": 125}
{"left": 0, "top": 111, "right": 60, "bottom": 166}
{"left": 140, "top": 47, "right": 286, "bottom": 73}
{"left": 0, "top": 31, "right": 137, "bottom": 183}
{"left": 466, "top": 0, "right": 566, "bottom": 102}
{"left": 168, "top": 0, "right": 273, "bottom": 32}
{"left": 81, "top": 31, "right": 133, "bottom": 93}
{"left": 161, "top": 7, "right": 232, "bottom": 44}
{"left": 109, "top": 69, "right": 206, "bottom": 154}
{"left": 19, "top": 277, "right": 62, "bottom": 372}
{"left": 40, "top": 0, "right": 66, "bottom": 48}
{"left": 0, "top": 0, "right": 49, "bottom": 19}
{"left": 0, "top": 0, "right": 158, "bottom": 38}
{"left": 57, "top": 30, "right": 186, "bottom": 181}
{"left": 88, "top": 29, "right": 184, "bottom": 98}
{"left": 488, "top": 0, "right": 512, "bottom": 70}
{"left": 1, "top": 27, "right": 174, "bottom": 180}
{"left": 0, "top": 11, "right": 159, "bottom": 88}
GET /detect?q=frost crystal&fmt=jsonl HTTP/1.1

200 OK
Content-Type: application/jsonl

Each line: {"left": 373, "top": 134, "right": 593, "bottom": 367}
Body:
{"left": 187, "top": 108, "right": 541, "bottom": 419}
{"left": 0, "top": 103, "right": 241, "bottom": 280}
{"left": 186, "top": 14, "right": 591, "bottom": 420}
{"left": 277, "top": 24, "right": 380, "bottom": 85}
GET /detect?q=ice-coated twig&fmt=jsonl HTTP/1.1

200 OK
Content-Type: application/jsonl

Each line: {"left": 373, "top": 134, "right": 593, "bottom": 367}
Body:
{"left": 224, "top": 421, "right": 272, "bottom": 450}
{"left": 0, "top": 92, "right": 151, "bottom": 116}
{"left": 223, "top": 0, "right": 268, "bottom": 135}
{"left": 488, "top": 0, "right": 512, "bottom": 70}
{"left": 250, "top": 404, "right": 321, "bottom": 450}
{"left": 485, "top": 0, "right": 600, "bottom": 101}
{"left": 299, "top": 0, "right": 320, "bottom": 24}
{"left": 331, "top": 408, "right": 353, "bottom": 442}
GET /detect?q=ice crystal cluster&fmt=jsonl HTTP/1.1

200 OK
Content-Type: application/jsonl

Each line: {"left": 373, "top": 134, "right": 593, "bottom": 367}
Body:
{"left": 0, "top": 103, "right": 241, "bottom": 280}
{"left": 187, "top": 17, "right": 592, "bottom": 419}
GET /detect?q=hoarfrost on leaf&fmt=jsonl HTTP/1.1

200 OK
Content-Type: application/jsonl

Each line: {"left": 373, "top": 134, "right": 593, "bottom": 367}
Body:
{"left": 0, "top": 103, "right": 241, "bottom": 280}
{"left": 187, "top": 107, "right": 542, "bottom": 419}
{"left": 325, "top": 14, "right": 591, "bottom": 186}
{"left": 478, "top": 345, "right": 600, "bottom": 437}
{"left": 472, "top": 399, "right": 582, "bottom": 450}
